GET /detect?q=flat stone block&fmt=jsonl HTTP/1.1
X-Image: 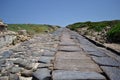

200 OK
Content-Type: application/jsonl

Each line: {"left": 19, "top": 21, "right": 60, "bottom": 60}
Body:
{"left": 54, "top": 59, "right": 102, "bottom": 72}
{"left": 92, "top": 57, "right": 120, "bottom": 67}
{"left": 59, "top": 42, "right": 76, "bottom": 46}
{"left": 77, "top": 37, "right": 94, "bottom": 46}
{"left": 87, "top": 51, "right": 107, "bottom": 57}
{"left": 38, "top": 63, "right": 53, "bottom": 68}
{"left": 38, "top": 56, "right": 54, "bottom": 64}
{"left": 1, "top": 50, "right": 13, "bottom": 58}
{"left": 42, "top": 51, "right": 56, "bottom": 56}
{"left": 32, "top": 68, "right": 51, "bottom": 80}
{"left": 80, "top": 44, "right": 98, "bottom": 52}
{"left": 56, "top": 52, "right": 90, "bottom": 60}
{"left": 59, "top": 46, "right": 81, "bottom": 52}
{"left": 101, "top": 66, "right": 120, "bottom": 80}
{"left": 52, "top": 70, "right": 106, "bottom": 80}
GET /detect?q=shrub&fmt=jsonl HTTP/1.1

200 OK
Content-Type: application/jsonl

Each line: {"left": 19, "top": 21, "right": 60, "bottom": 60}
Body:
{"left": 107, "top": 23, "right": 120, "bottom": 42}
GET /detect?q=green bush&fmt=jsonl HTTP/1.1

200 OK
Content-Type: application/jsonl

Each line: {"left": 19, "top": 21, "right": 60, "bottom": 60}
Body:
{"left": 107, "top": 23, "right": 120, "bottom": 42}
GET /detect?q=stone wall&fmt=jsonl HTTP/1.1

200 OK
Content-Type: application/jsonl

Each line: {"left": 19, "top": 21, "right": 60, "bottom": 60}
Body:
{"left": 0, "top": 32, "right": 16, "bottom": 48}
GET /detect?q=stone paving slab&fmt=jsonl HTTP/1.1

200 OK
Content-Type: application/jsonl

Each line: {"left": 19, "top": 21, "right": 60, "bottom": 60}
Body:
{"left": 92, "top": 57, "right": 120, "bottom": 67}
{"left": 59, "top": 42, "right": 76, "bottom": 46}
{"left": 80, "top": 44, "right": 98, "bottom": 52}
{"left": 77, "top": 37, "right": 95, "bottom": 46}
{"left": 52, "top": 70, "right": 106, "bottom": 80}
{"left": 59, "top": 46, "right": 82, "bottom": 52}
{"left": 32, "top": 68, "right": 51, "bottom": 80}
{"left": 101, "top": 66, "right": 120, "bottom": 80}
{"left": 87, "top": 51, "right": 108, "bottom": 57}
{"left": 42, "top": 50, "right": 56, "bottom": 56}
{"left": 38, "top": 56, "right": 54, "bottom": 64}
{"left": 54, "top": 59, "right": 102, "bottom": 72}
{"left": 55, "top": 51, "right": 91, "bottom": 60}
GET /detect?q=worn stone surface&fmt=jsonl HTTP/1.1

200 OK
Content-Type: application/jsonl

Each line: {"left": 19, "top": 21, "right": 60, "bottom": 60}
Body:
{"left": 42, "top": 50, "right": 56, "bottom": 56}
{"left": 76, "top": 37, "right": 94, "bottom": 46}
{"left": 55, "top": 52, "right": 91, "bottom": 60}
{"left": 38, "top": 63, "right": 53, "bottom": 68}
{"left": 92, "top": 57, "right": 120, "bottom": 67}
{"left": 38, "top": 56, "right": 54, "bottom": 64}
{"left": 0, "top": 30, "right": 60, "bottom": 80}
{"left": 21, "top": 70, "right": 33, "bottom": 77}
{"left": 59, "top": 42, "right": 76, "bottom": 46}
{"left": 52, "top": 70, "right": 106, "bottom": 80}
{"left": 9, "top": 73, "right": 19, "bottom": 80}
{"left": 0, "top": 76, "right": 9, "bottom": 80}
{"left": 54, "top": 59, "right": 102, "bottom": 72}
{"left": 101, "top": 66, "right": 120, "bottom": 80}
{"left": 59, "top": 46, "right": 81, "bottom": 52}
{"left": 1, "top": 28, "right": 120, "bottom": 80}
{"left": 1, "top": 51, "right": 13, "bottom": 58}
{"left": 80, "top": 44, "right": 98, "bottom": 52}
{"left": 32, "top": 68, "right": 51, "bottom": 80}
{"left": 87, "top": 51, "right": 107, "bottom": 57}
{"left": 10, "top": 66, "right": 22, "bottom": 74}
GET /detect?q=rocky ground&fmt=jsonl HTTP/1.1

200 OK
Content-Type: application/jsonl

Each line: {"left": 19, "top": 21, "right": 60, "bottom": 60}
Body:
{"left": 0, "top": 28, "right": 120, "bottom": 80}
{"left": 0, "top": 29, "right": 61, "bottom": 80}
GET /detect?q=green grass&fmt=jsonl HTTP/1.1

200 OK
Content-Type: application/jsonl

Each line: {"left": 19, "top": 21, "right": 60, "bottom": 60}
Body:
{"left": 8, "top": 24, "right": 59, "bottom": 35}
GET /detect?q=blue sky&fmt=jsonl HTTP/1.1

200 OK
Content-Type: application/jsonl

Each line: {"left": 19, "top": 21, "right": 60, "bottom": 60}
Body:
{"left": 0, "top": 0, "right": 120, "bottom": 26}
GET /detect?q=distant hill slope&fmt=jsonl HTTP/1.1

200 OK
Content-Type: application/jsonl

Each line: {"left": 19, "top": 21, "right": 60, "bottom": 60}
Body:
{"left": 8, "top": 24, "right": 60, "bottom": 35}
{"left": 67, "top": 20, "right": 120, "bottom": 43}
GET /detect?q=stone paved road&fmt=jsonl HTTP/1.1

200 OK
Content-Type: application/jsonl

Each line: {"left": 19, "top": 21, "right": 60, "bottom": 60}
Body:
{"left": 0, "top": 28, "right": 120, "bottom": 80}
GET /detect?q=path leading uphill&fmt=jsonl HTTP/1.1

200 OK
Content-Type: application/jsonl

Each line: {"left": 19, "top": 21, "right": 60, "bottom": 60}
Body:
{"left": 0, "top": 28, "right": 120, "bottom": 80}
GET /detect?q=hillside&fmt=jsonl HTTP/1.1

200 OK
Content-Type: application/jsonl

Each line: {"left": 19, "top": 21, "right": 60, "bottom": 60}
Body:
{"left": 8, "top": 24, "right": 60, "bottom": 35}
{"left": 67, "top": 20, "right": 120, "bottom": 52}
{"left": 67, "top": 20, "right": 120, "bottom": 43}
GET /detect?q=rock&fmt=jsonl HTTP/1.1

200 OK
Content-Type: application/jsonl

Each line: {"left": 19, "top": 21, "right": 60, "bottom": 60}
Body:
{"left": 9, "top": 73, "right": 19, "bottom": 80}
{"left": 21, "top": 70, "right": 33, "bottom": 77}
{"left": 18, "top": 30, "right": 27, "bottom": 35}
{"left": 32, "top": 68, "right": 51, "bottom": 80}
{"left": 10, "top": 66, "right": 22, "bottom": 74}
{"left": 42, "top": 51, "right": 56, "bottom": 56}
{"left": 52, "top": 70, "right": 106, "bottom": 80}
{"left": 32, "top": 63, "right": 40, "bottom": 71}
{"left": 38, "top": 56, "right": 54, "bottom": 64}
{"left": 19, "top": 76, "right": 32, "bottom": 80}
{"left": 38, "top": 63, "right": 53, "bottom": 68}
{"left": 14, "top": 59, "right": 33, "bottom": 69}
{"left": 14, "top": 58, "right": 23, "bottom": 64}
{"left": 0, "top": 76, "right": 9, "bottom": 80}
{"left": 25, "top": 63, "right": 34, "bottom": 70}
{"left": 101, "top": 66, "right": 120, "bottom": 80}
{"left": 0, "top": 59, "right": 5, "bottom": 65}
{"left": 2, "top": 50, "right": 13, "bottom": 58}
{"left": 92, "top": 57, "right": 120, "bottom": 67}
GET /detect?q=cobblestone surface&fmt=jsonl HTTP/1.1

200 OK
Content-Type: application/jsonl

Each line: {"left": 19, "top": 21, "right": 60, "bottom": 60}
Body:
{"left": 0, "top": 28, "right": 120, "bottom": 80}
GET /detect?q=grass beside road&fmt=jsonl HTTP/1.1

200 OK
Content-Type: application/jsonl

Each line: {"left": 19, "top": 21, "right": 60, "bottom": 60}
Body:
{"left": 8, "top": 24, "right": 60, "bottom": 35}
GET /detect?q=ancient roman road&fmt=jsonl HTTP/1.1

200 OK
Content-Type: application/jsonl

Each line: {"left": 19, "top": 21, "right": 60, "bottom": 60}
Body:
{"left": 0, "top": 28, "right": 120, "bottom": 80}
